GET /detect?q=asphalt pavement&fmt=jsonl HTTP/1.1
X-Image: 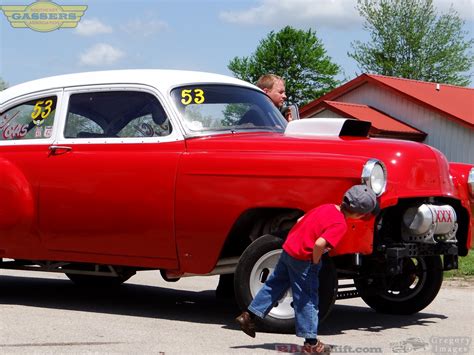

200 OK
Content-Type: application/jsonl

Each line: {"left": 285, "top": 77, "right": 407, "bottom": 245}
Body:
{"left": 0, "top": 270, "right": 472, "bottom": 354}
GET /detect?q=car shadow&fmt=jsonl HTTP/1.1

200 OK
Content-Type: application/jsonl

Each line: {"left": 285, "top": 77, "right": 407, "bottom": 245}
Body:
{"left": 0, "top": 274, "right": 239, "bottom": 327}
{"left": 0, "top": 274, "right": 446, "bottom": 337}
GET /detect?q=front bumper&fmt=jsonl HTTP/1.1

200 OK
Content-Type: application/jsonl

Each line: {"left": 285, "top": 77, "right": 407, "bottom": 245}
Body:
{"left": 383, "top": 243, "right": 458, "bottom": 274}
{"left": 374, "top": 199, "right": 468, "bottom": 274}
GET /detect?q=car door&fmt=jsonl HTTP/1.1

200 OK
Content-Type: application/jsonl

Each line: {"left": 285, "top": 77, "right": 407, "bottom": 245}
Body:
{"left": 0, "top": 90, "right": 62, "bottom": 256}
{"left": 39, "top": 86, "right": 184, "bottom": 266}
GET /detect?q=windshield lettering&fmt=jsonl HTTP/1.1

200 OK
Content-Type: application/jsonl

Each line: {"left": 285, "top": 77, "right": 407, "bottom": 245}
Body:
{"left": 172, "top": 85, "right": 286, "bottom": 135}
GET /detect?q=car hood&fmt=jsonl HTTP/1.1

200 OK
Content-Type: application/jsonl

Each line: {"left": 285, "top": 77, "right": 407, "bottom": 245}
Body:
{"left": 185, "top": 132, "right": 455, "bottom": 199}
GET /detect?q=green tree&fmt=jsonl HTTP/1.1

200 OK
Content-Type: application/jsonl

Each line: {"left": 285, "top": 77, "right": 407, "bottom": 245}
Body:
{"left": 349, "top": 0, "right": 474, "bottom": 86}
{"left": 228, "top": 26, "right": 341, "bottom": 106}
{"left": 0, "top": 77, "right": 8, "bottom": 91}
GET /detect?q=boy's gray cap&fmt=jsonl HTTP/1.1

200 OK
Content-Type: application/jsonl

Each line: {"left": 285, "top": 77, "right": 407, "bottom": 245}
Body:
{"left": 343, "top": 185, "right": 378, "bottom": 214}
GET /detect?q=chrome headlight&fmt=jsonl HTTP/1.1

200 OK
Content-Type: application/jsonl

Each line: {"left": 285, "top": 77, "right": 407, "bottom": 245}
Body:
{"left": 361, "top": 159, "right": 387, "bottom": 196}
{"left": 469, "top": 167, "right": 474, "bottom": 197}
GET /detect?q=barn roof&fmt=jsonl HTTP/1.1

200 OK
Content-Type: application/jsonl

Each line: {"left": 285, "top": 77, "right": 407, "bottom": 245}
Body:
{"left": 314, "top": 101, "right": 426, "bottom": 141}
{"left": 301, "top": 74, "right": 474, "bottom": 129}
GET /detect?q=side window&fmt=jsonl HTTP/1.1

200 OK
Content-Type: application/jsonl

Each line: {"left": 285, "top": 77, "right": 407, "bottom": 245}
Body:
{"left": 0, "top": 96, "right": 57, "bottom": 141}
{"left": 64, "top": 91, "right": 172, "bottom": 138}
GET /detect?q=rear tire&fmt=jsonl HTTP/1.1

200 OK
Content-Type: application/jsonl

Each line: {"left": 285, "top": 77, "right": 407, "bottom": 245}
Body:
{"left": 234, "top": 234, "right": 337, "bottom": 333}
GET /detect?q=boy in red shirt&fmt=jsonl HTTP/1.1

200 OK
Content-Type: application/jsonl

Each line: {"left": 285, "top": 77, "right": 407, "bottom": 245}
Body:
{"left": 235, "top": 185, "right": 378, "bottom": 354}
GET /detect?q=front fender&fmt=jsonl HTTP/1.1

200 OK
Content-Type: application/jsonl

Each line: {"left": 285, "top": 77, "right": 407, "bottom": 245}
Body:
{"left": 175, "top": 150, "right": 372, "bottom": 273}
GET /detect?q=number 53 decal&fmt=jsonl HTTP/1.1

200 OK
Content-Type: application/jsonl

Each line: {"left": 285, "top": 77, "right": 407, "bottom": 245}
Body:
{"left": 31, "top": 99, "right": 54, "bottom": 125}
{"left": 181, "top": 89, "right": 205, "bottom": 105}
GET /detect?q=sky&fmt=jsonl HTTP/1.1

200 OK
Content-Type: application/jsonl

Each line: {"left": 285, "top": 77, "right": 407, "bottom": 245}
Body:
{"left": 0, "top": 0, "right": 473, "bottom": 88}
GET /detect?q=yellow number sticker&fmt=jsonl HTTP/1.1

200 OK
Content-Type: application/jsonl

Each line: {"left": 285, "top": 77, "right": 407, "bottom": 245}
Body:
{"left": 194, "top": 89, "right": 205, "bottom": 104}
{"left": 180, "top": 89, "right": 205, "bottom": 105}
{"left": 31, "top": 101, "right": 44, "bottom": 120}
{"left": 181, "top": 89, "right": 193, "bottom": 105}
{"left": 31, "top": 99, "right": 54, "bottom": 125}
{"left": 41, "top": 99, "right": 53, "bottom": 119}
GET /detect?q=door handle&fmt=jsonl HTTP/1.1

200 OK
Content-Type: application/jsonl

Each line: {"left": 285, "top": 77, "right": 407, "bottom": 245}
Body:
{"left": 49, "top": 145, "right": 72, "bottom": 155}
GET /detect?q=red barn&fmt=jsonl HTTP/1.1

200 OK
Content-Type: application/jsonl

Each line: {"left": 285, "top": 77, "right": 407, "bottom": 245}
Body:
{"left": 301, "top": 74, "right": 473, "bottom": 164}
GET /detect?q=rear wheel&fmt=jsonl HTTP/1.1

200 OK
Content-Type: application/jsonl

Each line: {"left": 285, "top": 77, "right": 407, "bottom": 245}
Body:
{"left": 234, "top": 234, "right": 337, "bottom": 333}
{"left": 355, "top": 256, "right": 443, "bottom": 314}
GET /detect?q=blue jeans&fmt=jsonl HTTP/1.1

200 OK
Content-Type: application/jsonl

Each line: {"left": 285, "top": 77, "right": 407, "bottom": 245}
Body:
{"left": 248, "top": 250, "right": 322, "bottom": 339}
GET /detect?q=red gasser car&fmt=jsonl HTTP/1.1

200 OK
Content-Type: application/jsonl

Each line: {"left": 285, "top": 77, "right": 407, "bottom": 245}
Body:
{"left": 0, "top": 70, "right": 472, "bottom": 332}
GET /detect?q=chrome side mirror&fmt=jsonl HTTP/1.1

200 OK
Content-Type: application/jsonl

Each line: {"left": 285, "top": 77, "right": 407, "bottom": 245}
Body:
{"left": 288, "top": 104, "right": 300, "bottom": 121}
{"left": 281, "top": 104, "right": 300, "bottom": 121}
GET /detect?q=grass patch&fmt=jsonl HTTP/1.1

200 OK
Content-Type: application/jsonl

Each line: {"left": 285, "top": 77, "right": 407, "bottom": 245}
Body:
{"left": 444, "top": 250, "right": 474, "bottom": 278}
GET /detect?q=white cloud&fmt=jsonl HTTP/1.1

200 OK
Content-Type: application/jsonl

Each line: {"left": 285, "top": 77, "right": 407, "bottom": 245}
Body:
{"left": 76, "top": 18, "right": 113, "bottom": 36}
{"left": 219, "top": 0, "right": 474, "bottom": 28}
{"left": 219, "top": 0, "right": 361, "bottom": 29}
{"left": 121, "top": 19, "right": 168, "bottom": 37}
{"left": 433, "top": 0, "right": 474, "bottom": 20}
{"left": 79, "top": 43, "right": 124, "bottom": 66}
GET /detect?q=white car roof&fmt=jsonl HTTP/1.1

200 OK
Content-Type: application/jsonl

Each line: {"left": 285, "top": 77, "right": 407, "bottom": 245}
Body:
{"left": 0, "top": 69, "right": 258, "bottom": 106}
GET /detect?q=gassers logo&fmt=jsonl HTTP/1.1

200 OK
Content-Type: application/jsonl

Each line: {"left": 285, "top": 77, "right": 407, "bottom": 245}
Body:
{"left": 1, "top": 0, "right": 87, "bottom": 32}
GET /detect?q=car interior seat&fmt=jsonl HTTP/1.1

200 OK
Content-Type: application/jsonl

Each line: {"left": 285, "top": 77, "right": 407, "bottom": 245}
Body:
{"left": 238, "top": 107, "right": 266, "bottom": 127}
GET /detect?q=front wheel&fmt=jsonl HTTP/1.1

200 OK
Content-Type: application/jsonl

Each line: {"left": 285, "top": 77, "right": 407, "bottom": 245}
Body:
{"left": 355, "top": 256, "right": 443, "bottom": 314}
{"left": 234, "top": 234, "right": 337, "bottom": 333}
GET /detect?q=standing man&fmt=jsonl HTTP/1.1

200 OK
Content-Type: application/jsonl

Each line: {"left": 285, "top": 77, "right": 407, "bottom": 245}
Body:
{"left": 235, "top": 185, "right": 378, "bottom": 354}
{"left": 256, "top": 74, "right": 293, "bottom": 121}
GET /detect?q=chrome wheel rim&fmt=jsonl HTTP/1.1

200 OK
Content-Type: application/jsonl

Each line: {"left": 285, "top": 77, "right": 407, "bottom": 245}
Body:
{"left": 249, "top": 249, "right": 294, "bottom": 320}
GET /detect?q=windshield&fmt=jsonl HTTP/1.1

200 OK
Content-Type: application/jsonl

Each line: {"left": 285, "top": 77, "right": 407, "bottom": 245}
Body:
{"left": 171, "top": 85, "right": 287, "bottom": 135}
